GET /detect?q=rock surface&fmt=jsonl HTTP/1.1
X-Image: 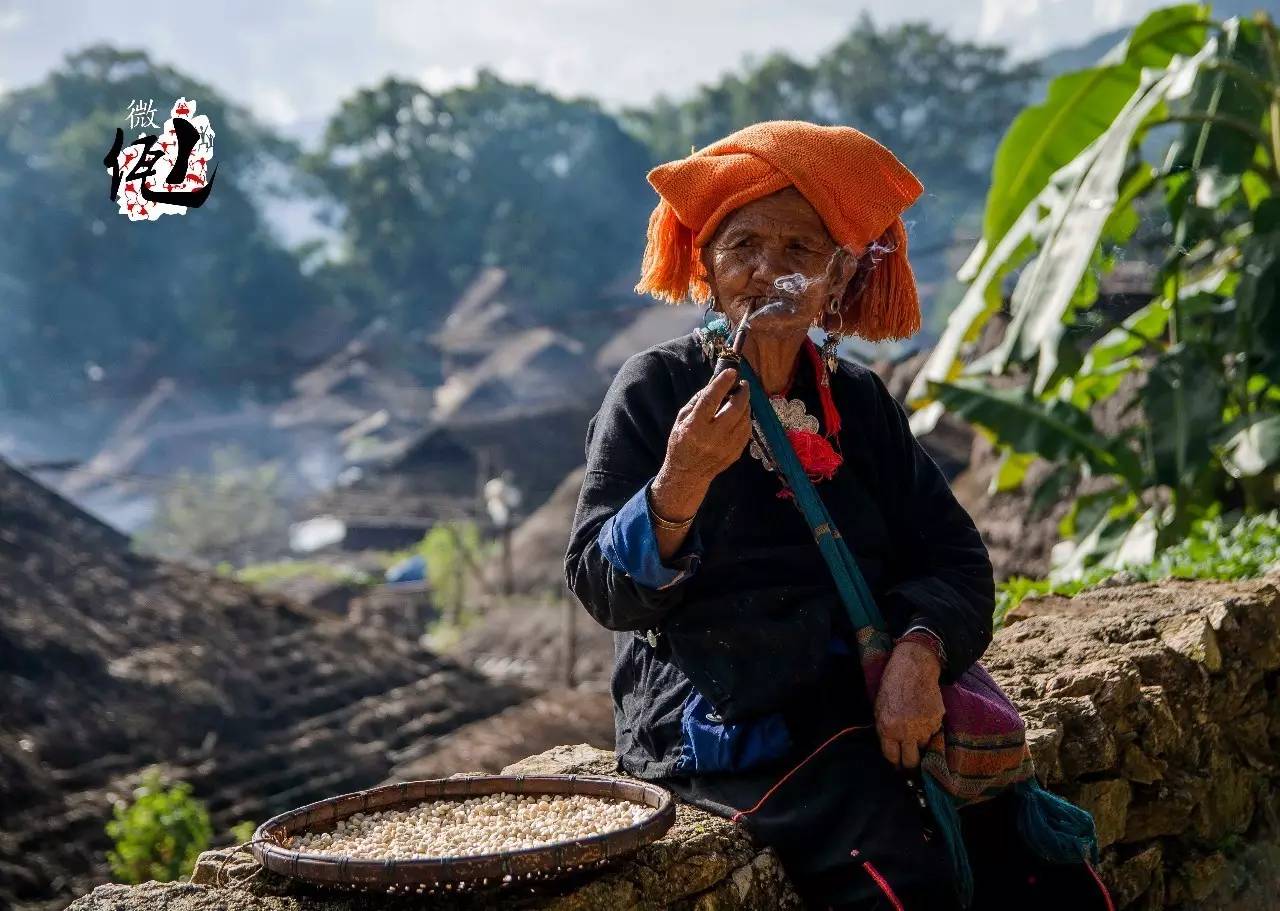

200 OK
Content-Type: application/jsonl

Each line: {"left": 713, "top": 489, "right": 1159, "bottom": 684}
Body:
{"left": 64, "top": 576, "right": 1280, "bottom": 910}
{"left": 994, "top": 576, "right": 1280, "bottom": 909}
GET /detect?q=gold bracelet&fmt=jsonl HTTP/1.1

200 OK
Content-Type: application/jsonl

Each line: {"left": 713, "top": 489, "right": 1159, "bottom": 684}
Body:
{"left": 646, "top": 487, "right": 695, "bottom": 530}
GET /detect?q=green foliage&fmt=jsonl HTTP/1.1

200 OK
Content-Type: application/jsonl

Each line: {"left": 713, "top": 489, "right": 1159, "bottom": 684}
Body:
{"left": 228, "top": 820, "right": 257, "bottom": 844}
{"left": 133, "top": 446, "right": 289, "bottom": 562}
{"left": 910, "top": 5, "right": 1280, "bottom": 577}
{"left": 996, "top": 510, "right": 1280, "bottom": 623}
{"left": 417, "top": 519, "right": 488, "bottom": 625}
{"left": 235, "top": 560, "right": 373, "bottom": 588}
{"left": 307, "top": 70, "right": 654, "bottom": 331}
{"left": 105, "top": 768, "right": 212, "bottom": 885}
{"left": 980, "top": 4, "right": 1212, "bottom": 248}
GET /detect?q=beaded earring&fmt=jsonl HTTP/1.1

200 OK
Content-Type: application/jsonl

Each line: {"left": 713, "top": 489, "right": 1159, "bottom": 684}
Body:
{"left": 700, "top": 297, "right": 719, "bottom": 330}
{"left": 697, "top": 295, "right": 730, "bottom": 360}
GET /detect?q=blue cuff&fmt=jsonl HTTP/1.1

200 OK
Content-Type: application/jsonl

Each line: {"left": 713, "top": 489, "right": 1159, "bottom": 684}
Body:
{"left": 597, "top": 480, "right": 703, "bottom": 591}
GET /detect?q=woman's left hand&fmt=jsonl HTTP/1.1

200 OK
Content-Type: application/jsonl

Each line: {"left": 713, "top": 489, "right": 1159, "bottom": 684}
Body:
{"left": 873, "top": 642, "right": 944, "bottom": 770}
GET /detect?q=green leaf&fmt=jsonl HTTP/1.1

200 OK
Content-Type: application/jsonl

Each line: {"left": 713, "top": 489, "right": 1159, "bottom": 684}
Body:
{"left": 906, "top": 215, "right": 1038, "bottom": 431}
{"left": 1118, "top": 3, "right": 1214, "bottom": 68}
{"left": 990, "top": 447, "right": 1037, "bottom": 494}
{"left": 1062, "top": 358, "right": 1142, "bottom": 409}
{"left": 993, "top": 44, "right": 1215, "bottom": 391}
{"left": 1081, "top": 298, "right": 1172, "bottom": 373}
{"left": 981, "top": 3, "right": 1210, "bottom": 248}
{"left": 1029, "top": 461, "right": 1077, "bottom": 516}
{"left": 1111, "top": 505, "right": 1161, "bottom": 567}
{"left": 1222, "top": 414, "right": 1280, "bottom": 478}
{"left": 1059, "top": 487, "right": 1116, "bottom": 539}
{"left": 1051, "top": 487, "right": 1140, "bottom": 581}
{"left": 1242, "top": 168, "right": 1272, "bottom": 209}
{"left": 1143, "top": 345, "right": 1228, "bottom": 487}
{"left": 928, "top": 378, "right": 1143, "bottom": 485}
{"left": 1165, "top": 18, "right": 1272, "bottom": 177}
{"left": 907, "top": 7, "right": 1211, "bottom": 425}
{"left": 1238, "top": 221, "right": 1280, "bottom": 383}
{"left": 1102, "top": 164, "right": 1159, "bottom": 244}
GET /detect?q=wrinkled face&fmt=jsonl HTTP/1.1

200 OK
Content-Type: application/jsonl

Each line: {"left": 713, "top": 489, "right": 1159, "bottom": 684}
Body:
{"left": 701, "top": 186, "right": 857, "bottom": 338}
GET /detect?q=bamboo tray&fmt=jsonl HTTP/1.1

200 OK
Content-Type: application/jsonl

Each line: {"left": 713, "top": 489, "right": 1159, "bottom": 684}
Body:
{"left": 249, "top": 774, "right": 675, "bottom": 895}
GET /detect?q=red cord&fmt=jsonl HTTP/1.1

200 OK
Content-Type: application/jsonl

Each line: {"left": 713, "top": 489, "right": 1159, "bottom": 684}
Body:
{"left": 729, "top": 724, "right": 871, "bottom": 823}
{"left": 1084, "top": 859, "right": 1116, "bottom": 911}
{"left": 849, "top": 850, "right": 906, "bottom": 911}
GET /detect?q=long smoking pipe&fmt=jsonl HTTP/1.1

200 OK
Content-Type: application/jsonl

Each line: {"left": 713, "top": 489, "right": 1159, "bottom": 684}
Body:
{"left": 710, "top": 298, "right": 792, "bottom": 408}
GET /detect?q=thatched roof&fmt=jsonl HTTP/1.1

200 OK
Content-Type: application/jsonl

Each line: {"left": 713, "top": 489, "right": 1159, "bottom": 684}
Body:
{"left": 594, "top": 305, "right": 703, "bottom": 375}
{"left": 434, "top": 328, "right": 602, "bottom": 423}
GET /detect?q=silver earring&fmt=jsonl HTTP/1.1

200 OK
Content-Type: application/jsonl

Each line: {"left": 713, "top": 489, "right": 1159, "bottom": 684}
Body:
{"left": 820, "top": 305, "right": 844, "bottom": 377}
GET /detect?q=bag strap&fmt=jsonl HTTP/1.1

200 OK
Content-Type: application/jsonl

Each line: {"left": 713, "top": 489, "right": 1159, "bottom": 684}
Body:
{"left": 739, "top": 355, "right": 979, "bottom": 906}
{"left": 736, "top": 357, "right": 885, "bottom": 635}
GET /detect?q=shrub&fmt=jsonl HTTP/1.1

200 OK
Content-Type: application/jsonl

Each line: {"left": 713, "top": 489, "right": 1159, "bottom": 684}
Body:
{"left": 133, "top": 446, "right": 289, "bottom": 562}
{"left": 995, "top": 510, "right": 1280, "bottom": 623}
{"left": 418, "top": 520, "right": 488, "bottom": 623}
{"left": 105, "top": 768, "right": 212, "bottom": 884}
{"left": 229, "top": 820, "right": 257, "bottom": 844}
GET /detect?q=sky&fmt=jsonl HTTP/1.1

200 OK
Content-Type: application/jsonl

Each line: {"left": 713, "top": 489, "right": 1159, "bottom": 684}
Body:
{"left": 0, "top": 0, "right": 1211, "bottom": 142}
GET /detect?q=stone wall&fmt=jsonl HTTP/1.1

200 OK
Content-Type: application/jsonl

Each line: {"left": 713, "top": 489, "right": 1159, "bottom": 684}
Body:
{"left": 997, "top": 576, "right": 1280, "bottom": 909}
{"left": 65, "top": 576, "right": 1280, "bottom": 910}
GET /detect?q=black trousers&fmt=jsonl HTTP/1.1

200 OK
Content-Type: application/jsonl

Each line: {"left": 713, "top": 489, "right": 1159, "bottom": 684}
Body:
{"left": 659, "top": 652, "right": 1112, "bottom": 910}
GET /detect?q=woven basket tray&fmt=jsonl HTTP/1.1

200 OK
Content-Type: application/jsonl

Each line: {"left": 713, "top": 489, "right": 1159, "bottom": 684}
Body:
{"left": 249, "top": 774, "right": 675, "bottom": 894}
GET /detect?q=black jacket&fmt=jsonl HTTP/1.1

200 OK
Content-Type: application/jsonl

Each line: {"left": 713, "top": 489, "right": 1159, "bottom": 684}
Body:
{"left": 564, "top": 331, "right": 995, "bottom": 779}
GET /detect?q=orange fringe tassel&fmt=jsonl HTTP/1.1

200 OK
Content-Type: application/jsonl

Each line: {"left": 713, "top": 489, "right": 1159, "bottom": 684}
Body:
{"left": 633, "top": 199, "right": 695, "bottom": 303}
{"left": 854, "top": 218, "right": 922, "bottom": 342}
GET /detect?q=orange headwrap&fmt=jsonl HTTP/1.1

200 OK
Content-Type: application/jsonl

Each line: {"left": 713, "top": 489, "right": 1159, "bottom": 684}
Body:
{"left": 634, "top": 120, "right": 924, "bottom": 342}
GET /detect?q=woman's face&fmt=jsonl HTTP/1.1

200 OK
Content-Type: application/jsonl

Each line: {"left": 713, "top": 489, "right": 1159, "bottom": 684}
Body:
{"left": 701, "top": 186, "right": 857, "bottom": 338}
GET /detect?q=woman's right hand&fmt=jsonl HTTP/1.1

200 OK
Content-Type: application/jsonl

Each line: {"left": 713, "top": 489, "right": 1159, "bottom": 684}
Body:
{"left": 652, "top": 368, "right": 751, "bottom": 512}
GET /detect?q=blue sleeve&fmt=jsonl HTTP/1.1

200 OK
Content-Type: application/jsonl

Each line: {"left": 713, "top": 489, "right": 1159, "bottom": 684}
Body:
{"left": 596, "top": 478, "right": 703, "bottom": 591}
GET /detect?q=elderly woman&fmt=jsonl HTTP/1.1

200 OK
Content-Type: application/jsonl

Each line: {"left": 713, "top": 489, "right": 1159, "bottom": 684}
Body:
{"left": 564, "top": 121, "right": 1111, "bottom": 910}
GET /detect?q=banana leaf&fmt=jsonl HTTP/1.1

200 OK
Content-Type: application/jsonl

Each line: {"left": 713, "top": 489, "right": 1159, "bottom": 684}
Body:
{"left": 1165, "top": 18, "right": 1272, "bottom": 177}
{"left": 983, "top": 4, "right": 1211, "bottom": 248}
{"left": 993, "top": 42, "right": 1214, "bottom": 391}
{"left": 927, "top": 378, "right": 1145, "bottom": 487}
{"left": 1142, "top": 344, "right": 1227, "bottom": 488}
{"left": 908, "top": 6, "right": 1213, "bottom": 425}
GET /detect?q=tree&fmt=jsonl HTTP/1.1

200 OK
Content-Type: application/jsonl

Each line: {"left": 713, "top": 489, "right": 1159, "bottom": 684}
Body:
{"left": 419, "top": 519, "right": 487, "bottom": 626}
{"left": 135, "top": 446, "right": 289, "bottom": 563}
{"left": 307, "top": 70, "right": 654, "bottom": 332}
{"left": 907, "top": 4, "right": 1280, "bottom": 578}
